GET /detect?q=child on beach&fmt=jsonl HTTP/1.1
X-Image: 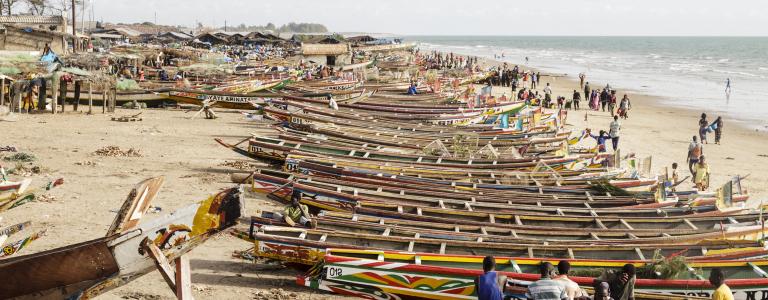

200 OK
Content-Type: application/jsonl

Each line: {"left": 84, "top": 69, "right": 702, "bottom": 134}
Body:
{"left": 693, "top": 156, "right": 710, "bottom": 191}
{"left": 670, "top": 163, "right": 679, "bottom": 192}
{"left": 587, "top": 129, "right": 610, "bottom": 153}
{"left": 698, "top": 113, "right": 709, "bottom": 144}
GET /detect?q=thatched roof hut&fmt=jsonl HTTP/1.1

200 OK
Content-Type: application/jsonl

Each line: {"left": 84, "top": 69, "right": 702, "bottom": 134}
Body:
{"left": 301, "top": 43, "right": 350, "bottom": 56}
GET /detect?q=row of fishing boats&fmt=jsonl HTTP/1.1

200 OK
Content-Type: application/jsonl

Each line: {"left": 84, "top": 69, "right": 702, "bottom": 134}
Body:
{"left": 203, "top": 55, "right": 766, "bottom": 300}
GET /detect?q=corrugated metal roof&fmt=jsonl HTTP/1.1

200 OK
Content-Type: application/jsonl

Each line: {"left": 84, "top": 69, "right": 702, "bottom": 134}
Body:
{"left": 0, "top": 15, "right": 64, "bottom": 25}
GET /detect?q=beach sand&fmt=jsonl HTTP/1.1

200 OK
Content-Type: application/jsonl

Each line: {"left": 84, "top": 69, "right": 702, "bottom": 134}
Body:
{"left": 0, "top": 62, "right": 766, "bottom": 299}
{"left": 0, "top": 109, "right": 341, "bottom": 299}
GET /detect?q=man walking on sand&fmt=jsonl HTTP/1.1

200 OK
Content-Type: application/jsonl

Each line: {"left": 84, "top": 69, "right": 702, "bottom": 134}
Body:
{"left": 609, "top": 116, "right": 621, "bottom": 151}
{"left": 687, "top": 136, "right": 703, "bottom": 174}
{"left": 572, "top": 90, "right": 581, "bottom": 110}
{"left": 584, "top": 82, "right": 590, "bottom": 104}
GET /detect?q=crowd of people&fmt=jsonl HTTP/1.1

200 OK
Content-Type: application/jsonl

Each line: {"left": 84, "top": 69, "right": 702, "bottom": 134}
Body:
{"left": 477, "top": 256, "right": 733, "bottom": 300}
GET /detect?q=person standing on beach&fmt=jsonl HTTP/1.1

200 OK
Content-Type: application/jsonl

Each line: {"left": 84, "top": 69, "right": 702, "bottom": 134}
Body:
{"left": 579, "top": 73, "right": 586, "bottom": 89}
{"left": 608, "top": 90, "right": 617, "bottom": 116}
{"left": 531, "top": 72, "right": 537, "bottom": 89}
{"left": 583, "top": 82, "right": 590, "bottom": 104}
{"left": 609, "top": 116, "right": 621, "bottom": 151}
{"left": 572, "top": 90, "right": 581, "bottom": 110}
{"left": 687, "top": 136, "right": 703, "bottom": 174}
{"left": 725, "top": 78, "right": 731, "bottom": 94}
{"left": 713, "top": 117, "right": 723, "bottom": 144}
{"left": 599, "top": 89, "right": 609, "bottom": 112}
{"left": 698, "top": 113, "right": 709, "bottom": 144}
{"left": 618, "top": 95, "right": 631, "bottom": 119}
{"left": 588, "top": 129, "right": 610, "bottom": 153}
{"left": 591, "top": 90, "right": 599, "bottom": 110}
{"left": 536, "top": 71, "right": 541, "bottom": 86}
{"left": 693, "top": 156, "right": 710, "bottom": 191}
{"left": 709, "top": 268, "right": 733, "bottom": 300}
{"left": 543, "top": 83, "right": 553, "bottom": 108}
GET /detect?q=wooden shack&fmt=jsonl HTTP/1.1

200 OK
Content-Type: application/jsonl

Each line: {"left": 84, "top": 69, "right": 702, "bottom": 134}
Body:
{"left": 300, "top": 43, "right": 351, "bottom": 66}
{"left": 0, "top": 15, "right": 69, "bottom": 53}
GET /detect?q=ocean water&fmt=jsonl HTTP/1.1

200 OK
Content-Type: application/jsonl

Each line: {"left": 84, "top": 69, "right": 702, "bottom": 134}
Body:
{"left": 410, "top": 36, "right": 768, "bottom": 130}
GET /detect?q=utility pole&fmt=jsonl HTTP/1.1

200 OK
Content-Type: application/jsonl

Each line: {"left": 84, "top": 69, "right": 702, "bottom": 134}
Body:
{"left": 71, "top": 0, "right": 77, "bottom": 53}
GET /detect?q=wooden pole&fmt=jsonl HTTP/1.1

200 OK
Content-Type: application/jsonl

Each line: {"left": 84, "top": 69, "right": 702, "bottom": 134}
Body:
{"left": 73, "top": 80, "right": 81, "bottom": 111}
{"left": 88, "top": 81, "right": 93, "bottom": 114}
{"left": 1, "top": 78, "right": 5, "bottom": 107}
{"left": 71, "top": 0, "right": 77, "bottom": 53}
{"left": 102, "top": 90, "right": 106, "bottom": 113}
{"left": 59, "top": 79, "right": 67, "bottom": 112}
{"left": 51, "top": 76, "right": 58, "bottom": 115}
{"left": 174, "top": 256, "right": 192, "bottom": 299}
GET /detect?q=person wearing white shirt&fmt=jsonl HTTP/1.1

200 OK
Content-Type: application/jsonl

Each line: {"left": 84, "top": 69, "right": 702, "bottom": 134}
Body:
{"left": 609, "top": 115, "right": 621, "bottom": 151}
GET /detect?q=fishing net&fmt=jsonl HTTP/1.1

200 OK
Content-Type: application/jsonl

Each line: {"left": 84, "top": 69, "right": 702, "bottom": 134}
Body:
{"left": 116, "top": 79, "right": 141, "bottom": 91}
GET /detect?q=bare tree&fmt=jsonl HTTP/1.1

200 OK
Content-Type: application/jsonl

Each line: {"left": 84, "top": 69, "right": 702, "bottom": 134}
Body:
{"left": 24, "top": 0, "right": 49, "bottom": 15}
{"left": 1, "top": 0, "right": 21, "bottom": 15}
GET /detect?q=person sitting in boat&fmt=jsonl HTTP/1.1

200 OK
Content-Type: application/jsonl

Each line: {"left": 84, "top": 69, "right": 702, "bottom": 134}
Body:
{"left": 603, "top": 264, "right": 635, "bottom": 300}
{"left": 281, "top": 191, "right": 313, "bottom": 227}
{"left": 527, "top": 262, "right": 568, "bottom": 300}
{"left": 475, "top": 256, "right": 507, "bottom": 300}
{"left": 327, "top": 95, "right": 339, "bottom": 110}
{"left": 407, "top": 83, "right": 418, "bottom": 95}
{"left": 587, "top": 129, "right": 610, "bottom": 153}
{"left": 709, "top": 268, "right": 733, "bottom": 300}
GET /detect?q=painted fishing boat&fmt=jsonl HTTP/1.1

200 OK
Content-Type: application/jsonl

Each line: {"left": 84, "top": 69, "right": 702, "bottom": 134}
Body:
{"left": 298, "top": 249, "right": 768, "bottom": 300}
{"left": 212, "top": 78, "right": 288, "bottom": 93}
{"left": 0, "top": 178, "right": 64, "bottom": 213}
{"left": 234, "top": 220, "right": 763, "bottom": 263}
{"left": 0, "top": 178, "right": 30, "bottom": 192}
{"left": 0, "top": 177, "right": 242, "bottom": 299}
{"left": 0, "top": 221, "right": 45, "bottom": 259}
{"left": 215, "top": 136, "right": 579, "bottom": 170}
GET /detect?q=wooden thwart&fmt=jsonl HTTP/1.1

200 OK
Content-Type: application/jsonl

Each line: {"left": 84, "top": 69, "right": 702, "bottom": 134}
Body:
{"left": 142, "top": 239, "right": 194, "bottom": 300}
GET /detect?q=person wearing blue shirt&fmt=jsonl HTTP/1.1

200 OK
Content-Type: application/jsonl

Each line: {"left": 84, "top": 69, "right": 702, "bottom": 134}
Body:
{"left": 475, "top": 256, "right": 506, "bottom": 300}
{"left": 588, "top": 129, "right": 610, "bottom": 153}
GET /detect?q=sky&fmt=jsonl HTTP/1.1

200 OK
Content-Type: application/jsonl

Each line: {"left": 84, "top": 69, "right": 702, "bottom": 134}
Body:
{"left": 88, "top": 0, "right": 768, "bottom": 36}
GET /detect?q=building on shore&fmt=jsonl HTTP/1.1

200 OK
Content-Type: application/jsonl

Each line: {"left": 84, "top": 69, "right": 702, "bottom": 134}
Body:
{"left": 300, "top": 43, "right": 351, "bottom": 66}
{"left": 0, "top": 15, "right": 72, "bottom": 53}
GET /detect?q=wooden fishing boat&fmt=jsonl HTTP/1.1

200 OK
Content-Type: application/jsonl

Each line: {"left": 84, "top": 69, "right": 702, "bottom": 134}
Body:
{"left": 215, "top": 136, "right": 579, "bottom": 170}
{"left": 212, "top": 78, "right": 288, "bottom": 93}
{"left": 234, "top": 221, "right": 763, "bottom": 262}
{"left": 0, "top": 221, "right": 45, "bottom": 259}
{"left": 0, "top": 177, "right": 242, "bottom": 299}
{"left": 245, "top": 170, "right": 723, "bottom": 218}
{"left": 66, "top": 90, "right": 169, "bottom": 107}
{"left": 0, "top": 178, "right": 64, "bottom": 213}
{"left": 166, "top": 89, "right": 268, "bottom": 109}
{"left": 0, "top": 178, "right": 30, "bottom": 192}
{"left": 298, "top": 249, "right": 768, "bottom": 300}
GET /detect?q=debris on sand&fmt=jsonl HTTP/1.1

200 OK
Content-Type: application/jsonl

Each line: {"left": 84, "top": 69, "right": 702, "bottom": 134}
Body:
{"left": 75, "top": 160, "right": 98, "bottom": 166}
{"left": 220, "top": 160, "right": 259, "bottom": 170}
{"left": 3, "top": 152, "right": 35, "bottom": 162}
{"left": 120, "top": 291, "right": 168, "bottom": 300}
{"left": 93, "top": 146, "right": 143, "bottom": 157}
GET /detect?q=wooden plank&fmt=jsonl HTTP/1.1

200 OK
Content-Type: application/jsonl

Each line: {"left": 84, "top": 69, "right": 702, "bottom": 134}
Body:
{"left": 488, "top": 214, "right": 495, "bottom": 223}
{"left": 585, "top": 191, "right": 593, "bottom": 201}
{"left": 174, "top": 255, "right": 193, "bottom": 300}
{"left": 567, "top": 248, "right": 575, "bottom": 259}
{"left": 407, "top": 241, "right": 415, "bottom": 252}
{"left": 595, "top": 219, "right": 608, "bottom": 229}
{"left": 635, "top": 248, "right": 646, "bottom": 260}
{"left": 514, "top": 215, "right": 523, "bottom": 225}
{"left": 480, "top": 227, "right": 488, "bottom": 235}
{"left": 590, "top": 232, "right": 601, "bottom": 240}
{"left": 748, "top": 262, "right": 768, "bottom": 278}
{"left": 382, "top": 228, "right": 390, "bottom": 237}
{"left": 416, "top": 207, "right": 422, "bottom": 216}
{"left": 439, "top": 243, "right": 447, "bottom": 254}
{"left": 511, "top": 260, "right": 522, "bottom": 273}
{"left": 527, "top": 247, "right": 534, "bottom": 258}
{"left": 143, "top": 239, "right": 176, "bottom": 292}
{"left": 683, "top": 219, "right": 699, "bottom": 230}
{"left": 620, "top": 219, "right": 635, "bottom": 230}
{"left": 510, "top": 230, "right": 518, "bottom": 238}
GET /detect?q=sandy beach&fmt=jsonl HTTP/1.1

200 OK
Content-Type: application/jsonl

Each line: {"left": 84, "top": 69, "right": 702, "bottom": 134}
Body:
{"left": 0, "top": 109, "right": 341, "bottom": 299}
{"left": 473, "top": 56, "right": 768, "bottom": 200}
{"left": 0, "top": 57, "right": 765, "bottom": 300}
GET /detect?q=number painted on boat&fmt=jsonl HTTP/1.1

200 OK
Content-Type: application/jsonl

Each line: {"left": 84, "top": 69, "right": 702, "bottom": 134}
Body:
{"left": 285, "top": 160, "right": 299, "bottom": 172}
{"left": 327, "top": 266, "right": 343, "bottom": 278}
{"left": 249, "top": 145, "right": 263, "bottom": 153}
